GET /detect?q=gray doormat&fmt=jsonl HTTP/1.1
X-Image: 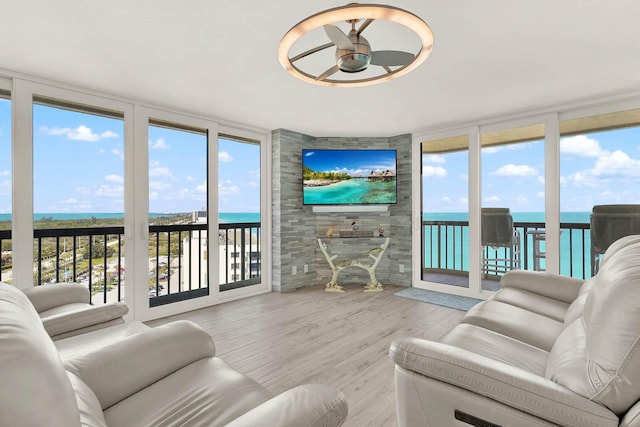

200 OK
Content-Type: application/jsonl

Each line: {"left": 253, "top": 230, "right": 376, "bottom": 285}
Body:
{"left": 394, "top": 288, "right": 482, "bottom": 311}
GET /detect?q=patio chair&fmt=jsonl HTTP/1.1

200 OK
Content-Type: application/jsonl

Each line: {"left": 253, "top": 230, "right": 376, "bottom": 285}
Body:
{"left": 481, "top": 208, "right": 521, "bottom": 277}
{"left": 590, "top": 204, "right": 640, "bottom": 275}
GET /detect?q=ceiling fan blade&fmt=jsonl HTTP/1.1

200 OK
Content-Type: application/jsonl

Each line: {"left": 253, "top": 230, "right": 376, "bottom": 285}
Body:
{"left": 290, "top": 42, "right": 334, "bottom": 63}
{"left": 323, "top": 24, "right": 354, "bottom": 50}
{"left": 316, "top": 65, "right": 340, "bottom": 81}
{"left": 356, "top": 18, "right": 375, "bottom": 36}
{"left": 370, "top": 50, "right": 415, "bottom": 66}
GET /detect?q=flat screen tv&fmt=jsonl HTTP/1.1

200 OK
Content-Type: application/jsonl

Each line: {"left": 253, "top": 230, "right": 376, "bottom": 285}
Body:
{"left": 302, "top": 149, "right": 397, "bottom": 205}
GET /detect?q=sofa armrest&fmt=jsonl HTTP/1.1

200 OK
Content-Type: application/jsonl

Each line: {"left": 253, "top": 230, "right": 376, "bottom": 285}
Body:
{"left": 42, "top": 301, "right": 129, "bottom": 338}
{"left": 226, "top": 384, "right": 348, "bottom": 427}
{"left": 389, "top": 337, "right": 617, "bottom": 427}
{"left": 65, "top": 320, "right": 215, "bottom": 409}
{"left": 22, "top": 283, "right": 89, "bottom": 312}
{"left": 499, "top": 270, "right": 584, "bottom": 303}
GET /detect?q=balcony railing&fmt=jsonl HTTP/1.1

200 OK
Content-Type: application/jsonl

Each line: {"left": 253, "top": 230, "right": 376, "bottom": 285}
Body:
{"left": 423, "top": 220, "right": 592, "bottom": 280}
{"left": 1, "top": 222, "right": 262, "bottom": 305}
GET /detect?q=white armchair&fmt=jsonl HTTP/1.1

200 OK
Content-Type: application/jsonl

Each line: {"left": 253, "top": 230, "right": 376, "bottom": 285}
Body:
{"left": 21, "top": 282, "right": 128, "bottom": 340}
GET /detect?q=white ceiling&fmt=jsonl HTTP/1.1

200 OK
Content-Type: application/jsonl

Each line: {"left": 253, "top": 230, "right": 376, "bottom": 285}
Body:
{"left": 2, "top": 0, "right": 640, "bottom": 137}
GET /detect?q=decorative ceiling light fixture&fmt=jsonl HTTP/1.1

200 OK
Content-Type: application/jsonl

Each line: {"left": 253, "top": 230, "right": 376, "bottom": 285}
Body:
{"left": 278, "top": 3, "right": 434, "bottom": 87}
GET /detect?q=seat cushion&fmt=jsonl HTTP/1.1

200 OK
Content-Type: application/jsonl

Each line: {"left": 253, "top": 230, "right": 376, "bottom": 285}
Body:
{"left": 489, "top": 287, "right": 570, "bottom": 322}
{"left": 461, "top": 300, "right": 564, "bottom": 351}
{"left": 440, "top": 323, "right": 549, "bottom": 375}
{"left": 55, "top": 321, "right": 150, "bottom": 361}
{"left": 103, "top": 357, "right": 273, "bottom": 427}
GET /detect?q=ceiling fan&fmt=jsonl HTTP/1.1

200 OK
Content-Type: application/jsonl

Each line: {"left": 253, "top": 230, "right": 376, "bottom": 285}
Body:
{"left": 278, "top": 3, "right": 434, "bottom": 87}
{"left": 314, "top": 19, "right": 416, "bottom": 81}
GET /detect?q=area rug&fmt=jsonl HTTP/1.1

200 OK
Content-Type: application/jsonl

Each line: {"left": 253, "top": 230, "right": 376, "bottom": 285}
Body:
{"left": 394, "top": 288, "right": 482, "bottom": 311}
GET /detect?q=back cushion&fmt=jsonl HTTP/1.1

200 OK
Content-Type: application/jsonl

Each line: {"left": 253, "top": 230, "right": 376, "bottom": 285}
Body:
{"left": 546, "top": 243, "right": 640, "bottom": 416}
{"left": 0, "top": 282, "right": 81, "bottom": 427}
{"left": 600, "top": 234, "right": 640, "bottom": 269}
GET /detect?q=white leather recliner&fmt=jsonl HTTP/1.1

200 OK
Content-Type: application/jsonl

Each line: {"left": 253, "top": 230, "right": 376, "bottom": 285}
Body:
{"left": 390, "top": 234, "right": 640, "bottom": 427}
{"left": 0, "top": 282, "right": 348, "bottom": 427}
{"left": 21, "top": 282, "right": 129, "bottom": 340}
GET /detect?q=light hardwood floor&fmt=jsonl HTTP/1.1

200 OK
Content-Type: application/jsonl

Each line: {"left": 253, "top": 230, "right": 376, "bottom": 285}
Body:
{"left": 147, "top": 284, "right": 466, "bottom": 426}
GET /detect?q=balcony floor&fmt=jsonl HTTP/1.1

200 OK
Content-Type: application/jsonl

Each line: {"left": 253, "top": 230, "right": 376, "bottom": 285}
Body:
{"left": 422, "top": 272, "right": 501, "bottom": 292}
{"left": 146, "top": 283, "right": 465, "bottom": 427}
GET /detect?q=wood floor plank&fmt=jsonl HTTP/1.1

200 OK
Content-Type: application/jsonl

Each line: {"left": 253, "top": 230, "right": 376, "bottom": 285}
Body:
{"left": 147, "top": 284, "right": 465, "bottom": 427}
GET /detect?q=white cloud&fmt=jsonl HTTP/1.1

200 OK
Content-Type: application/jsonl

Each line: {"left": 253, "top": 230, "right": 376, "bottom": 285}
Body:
{"left": 41, "top": 125, "right": 119, "bottom": 142}
{"left": 219, "top": 151, "right": 233, "bottom": 162}
{"left": 218, "top": 182, "right": 240, "bottom": 195}
{"left": 562, "top": 149, "right": 640, "bottom": 188}
{"left": 537, "top": 176, "right": 545, "bottom": 184}
{"left": 112, "top": 148, "right": 124, "bottom": 160}
{"left": 0, "top": 179, "right": 10, "bottom": 197}
{"left": 0, "top": 170, "right": 8, "bottom": 177}
{"left": 186, "top": 176, "right": 195, "bottom": 181}
{"left": 40, "top": 126, "right": 70, "bottom": 136}
{"left": 305, "top": 151, "right": 315, "bottom": 157}
{"left": 484, "top": 196, "right": 501, "bottom": 203}
{"left": 537, "top": 191, "right": 545, "bottom": 198}
{"left": 76, "top": 186, "right": 92, "bottom": 195}
{"left": 560, "top": 135, "right": 605, "bottom": 157}
{"left": 149, "top": 192, "right": 158, "bottom": 200}
{"left": 149, "top": 165, "right": 173, "bottom": 178}
{"left": 458, "top": 197, "right": 469, "bottom": 205}
{"left": 440, "top": 196, "right": 451, "bottom": 202}
{"left": 149, "top": 180, "right": 171, "bottom": 190}
{"left": 196, "top": 181, "right": 207, "bottom": 194}
{"left": 95, "top": 185, "right": 123, "bottom": 197}
{"left": 423, "top": 154, "right": 446, "bottom": 164}
{"left": 592, "top": 150, "right": 640, "bottom": 177}
{"left": 459, "top": 173, "right": 468, "bottom": 181}
{"left": 61, "top": 198, "right": 78, "bottom": 204}
{"left": 68, "top": 125, "right": 101, "bottom": 142}
{"left": 100, "top": 130, "right": 118, "bottom": 139}
{"left": 423, "top": 165, "right": 447, "bottom": 177}
{"left": 491, "top": 164, "right": 537, "bottom": 176}
{"left": 104, "top": 174, "right": 123, "bottom": 184}
{"left": 149, "top": 138, "right": 169, "bottom": 150}
{"left": 514, "top": 195, "right": 529, "bottom": 205}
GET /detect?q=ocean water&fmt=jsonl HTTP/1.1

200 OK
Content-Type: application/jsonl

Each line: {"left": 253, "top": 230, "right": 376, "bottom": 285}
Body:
{"left": 303, "top": 179, "right": 396, "bottom": 204}
{"left": 423, "top": 211, "right": 593, "bottom": 279}
{"left": 0, "top": 212, "right": 261, "bottom": 223}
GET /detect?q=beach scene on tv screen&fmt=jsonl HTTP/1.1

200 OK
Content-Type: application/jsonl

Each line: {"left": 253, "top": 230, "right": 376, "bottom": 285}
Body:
{"left": 303, "top": 150, "right": 397, "bottom": 204}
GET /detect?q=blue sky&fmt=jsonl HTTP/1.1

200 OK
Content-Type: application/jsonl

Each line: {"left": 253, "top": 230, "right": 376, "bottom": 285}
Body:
{"left": 0, "top": 101, "right": 260, "bottom": 214}
{"left": 423, "top": 126, "right": 640, "bottom": 213}
{"left": 303, "top": 149, "right": 396, "bottom": 177}
{"left": 2, "top": 98, "right": 639, "bottom": 216}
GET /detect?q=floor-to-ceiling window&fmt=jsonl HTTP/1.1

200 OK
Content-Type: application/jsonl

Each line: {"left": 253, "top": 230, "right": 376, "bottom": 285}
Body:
{"left": 559, "top": 109, "right": 640, "bottom": 278}
{"left": 217, "top": 134, "right": 262, "bottom": 292}
{"left": 420, "top": 134, "right": 470, "bottom": 289}
{"left": 0, "top": 83, "right": 11, "bottom": 283}
{"left": 480, "top": 123, "right": 545, "bottom": 290}
{"left": 147, "top": 118, "right": 209, "bottom": 307}
{"left": 33, "top": 97, "right": 125, "bottom": 304}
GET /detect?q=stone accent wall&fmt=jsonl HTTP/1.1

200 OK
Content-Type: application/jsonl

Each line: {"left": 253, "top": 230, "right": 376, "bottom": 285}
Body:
{"left": 272, "top": 129, "right": 412, "bottom": 292}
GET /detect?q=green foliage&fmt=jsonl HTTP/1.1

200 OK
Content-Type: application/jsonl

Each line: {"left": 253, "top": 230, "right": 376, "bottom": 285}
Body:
{"left": 302, "top": 165, "right": 351, "bottom": 182}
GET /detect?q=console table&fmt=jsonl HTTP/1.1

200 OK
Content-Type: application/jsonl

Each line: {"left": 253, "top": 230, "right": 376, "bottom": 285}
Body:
{"left": 317, "top": 237, "right": 390, "bottom": 293}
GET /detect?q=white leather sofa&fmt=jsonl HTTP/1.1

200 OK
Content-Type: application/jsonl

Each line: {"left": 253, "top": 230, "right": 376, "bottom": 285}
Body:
{"left": 0, "top": 282, "right": 348, "bottom": 426}
{"left": 390, "top": 234, "right": 640, "bottom": 427}
{"left": 21, "top": 282, "right": 129, "bottom": 340}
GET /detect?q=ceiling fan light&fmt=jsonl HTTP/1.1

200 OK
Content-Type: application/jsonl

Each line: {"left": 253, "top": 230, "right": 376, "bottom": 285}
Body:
{"left": 278, "top": 3, "right": 434, "bottom": 87}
